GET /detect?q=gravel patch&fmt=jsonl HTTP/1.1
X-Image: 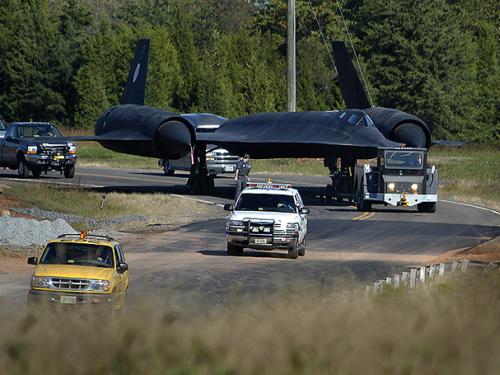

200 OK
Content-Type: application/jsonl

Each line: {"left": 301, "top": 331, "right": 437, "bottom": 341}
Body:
{"left": 13, "top": 207, "right": 148, "bottom": 228}
{"left": 0, "top": 215, "right": 76, "bottom": 247}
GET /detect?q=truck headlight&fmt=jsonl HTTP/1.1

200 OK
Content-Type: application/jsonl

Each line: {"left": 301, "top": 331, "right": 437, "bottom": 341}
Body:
{"left": 411, "top": 184, "right": 418, "bottom": 193}
{"left": 32, "top": 276, "right": 50, "bottom": 288}
{"left": 68, "top": 143, "right": 77, "bottom": 154}
{"left": 89, "top": 280, "right": 111, "bottom": 292}
{"left": 229, "top": 220, "right": 244, "bottom": 227}
{"left": 27, "top": 146, "right": 38, "bottom": 155}
{"left": 387, "top": 183, "right": 396, "bottom": 192}
{"left": 286, "top": 223, "right": 299, "bottom": 233}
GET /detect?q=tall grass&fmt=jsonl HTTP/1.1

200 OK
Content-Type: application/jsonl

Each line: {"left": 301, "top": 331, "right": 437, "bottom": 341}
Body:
{"left": 1, "top": 271, "right": 498, "bottom": 374}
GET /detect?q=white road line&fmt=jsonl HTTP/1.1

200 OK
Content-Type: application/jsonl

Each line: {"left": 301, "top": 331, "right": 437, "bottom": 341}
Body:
{"left": 440, "top": 199, "right": 500, "bottom": 216}
{"left": 170, "top": 194, "right": 225, "bottom": 207}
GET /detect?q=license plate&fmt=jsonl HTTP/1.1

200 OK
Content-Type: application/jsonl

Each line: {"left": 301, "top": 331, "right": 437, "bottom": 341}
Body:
{"left": 254, "top": 238, "right": 268, "bottom": 244}
{"left": 224, "top": 166, "right": 234, "bottom": 172}
{"left": 60, "top": 295, "right": 77, "bottom": 304}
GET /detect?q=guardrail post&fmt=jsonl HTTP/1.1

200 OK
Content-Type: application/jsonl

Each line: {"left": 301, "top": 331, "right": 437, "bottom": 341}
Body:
{"left": 439, "top": 263, "right": 446, "bottom": 277}
{"left": 365, "top": 285, "right": 372, "bottom": 296}
{"left": 419, "top": 266, "right": 427, "bottom": 284}
{"left": 378, "top": 281, "right": 384, "bottom": 293}
{"left": 409, "top": 269, "right": 417, "bottom": 289}
{"left": 386, "top": 277, "right": 392, "bottom": 286}
{"left": 429, "top": 265, "right": 436, "bottom": 280}
{"left": 373, "top": 282, "right": 379, "bottom": 294}
{"left": 401, "top": 272, "right": 409, "bottom": 288}
{"left": 460, "top": 259, "right": 470, "bottom": 273}
{"left": 451, "top": 261, "right": 459, "bottom": 272}
{"left": 393, "top": 274, "right": 401, "bottom": 288}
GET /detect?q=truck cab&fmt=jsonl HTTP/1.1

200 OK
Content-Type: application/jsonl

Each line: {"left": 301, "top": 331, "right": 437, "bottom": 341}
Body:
{"left": 328, "top": 147, "right": 438, "bottom": 212}
{"left": 224, "top": 183, "right": 309, "bottom": 259}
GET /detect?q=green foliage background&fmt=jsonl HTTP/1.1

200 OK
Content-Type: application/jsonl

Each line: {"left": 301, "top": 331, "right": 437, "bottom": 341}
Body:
{"left": 0, "top": 0, "right": 498, "bottom": 142}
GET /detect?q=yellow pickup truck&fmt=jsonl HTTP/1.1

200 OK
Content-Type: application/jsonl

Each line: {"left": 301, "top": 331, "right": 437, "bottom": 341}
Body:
{"left": 27, "top": 232, "right": 128, "bottom": 308}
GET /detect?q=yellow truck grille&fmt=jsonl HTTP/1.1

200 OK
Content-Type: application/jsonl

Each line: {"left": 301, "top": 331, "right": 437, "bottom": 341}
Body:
{"left": 50, "top": 278, "right": 91, "bottom": 291}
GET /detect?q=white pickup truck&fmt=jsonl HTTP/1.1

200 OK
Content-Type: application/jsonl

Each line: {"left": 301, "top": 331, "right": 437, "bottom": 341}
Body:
{"left": 224, "top": 183, "right": 309, "bottom": 259}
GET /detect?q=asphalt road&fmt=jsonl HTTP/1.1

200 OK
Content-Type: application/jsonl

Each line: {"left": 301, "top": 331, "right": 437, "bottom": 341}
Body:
{"left": 1, "top": 166, "right": 499, "bottom": 309}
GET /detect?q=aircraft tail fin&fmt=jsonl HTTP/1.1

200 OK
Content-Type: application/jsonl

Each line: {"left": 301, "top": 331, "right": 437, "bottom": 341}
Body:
{"left": 332, "top": 41, "right": 371, "bottom": 109}
{"left": 120, "top": 39, "right": 150, "bottom": 105}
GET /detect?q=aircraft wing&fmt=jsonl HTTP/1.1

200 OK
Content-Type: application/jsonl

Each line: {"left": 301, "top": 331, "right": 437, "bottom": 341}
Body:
{"left": 197, "top": 110, "right": 402, "bottom": 159}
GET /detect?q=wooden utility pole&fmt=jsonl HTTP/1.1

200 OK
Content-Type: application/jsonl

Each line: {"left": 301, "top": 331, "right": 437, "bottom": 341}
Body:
{"left": 287, "top": 0, "right": 296, "bottom": 112}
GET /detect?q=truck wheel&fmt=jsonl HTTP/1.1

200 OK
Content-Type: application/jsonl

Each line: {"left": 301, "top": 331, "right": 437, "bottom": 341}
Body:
{"left": 64, "top": 165, "right": 75, "bottom": 178}
{"left": 288, "top": 242, "right": 299, "bottom": 259}
{"left": 298, "top": 239, "right": 306, "bottom": 256}
{"left": 417, "top": 202, "right": 436, "bottom": 213}
{"left": 17, "top": 159, "right": 30, "bottom": 178}
{"left": 227, "top": 244, "right": 243, "bottom": 256}
{"left": 162, "top": 160, "right": 175, "bottom": 176}
{"left": 32, "top": 168, "right": 42, "bottom": 178}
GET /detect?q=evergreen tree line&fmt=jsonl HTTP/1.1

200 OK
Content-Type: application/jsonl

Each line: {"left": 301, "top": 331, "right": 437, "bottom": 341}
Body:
{"left": 0, "top": 0, "right": 497, "bottom": 142}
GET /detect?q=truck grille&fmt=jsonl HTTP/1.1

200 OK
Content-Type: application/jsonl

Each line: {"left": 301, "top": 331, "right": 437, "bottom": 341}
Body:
{"left": 249, "top": 222, "right": 274, "bottom": 235}
{"left": 39, "top": 145, "right": 68, "bottom": 156}
{"left": 50, "top": 278, "right": 90, "bottom": 291}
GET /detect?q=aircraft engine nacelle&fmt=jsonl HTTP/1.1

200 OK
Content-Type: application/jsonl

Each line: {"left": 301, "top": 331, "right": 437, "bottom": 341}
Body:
{"left": 365, "top": 107, "right": 432, "bottom": 149}
{"left": 95, "top": 104, "right": 195, "bottom": 159}
{"left": 154, "top": 120, "right": 193, "bottom": 159}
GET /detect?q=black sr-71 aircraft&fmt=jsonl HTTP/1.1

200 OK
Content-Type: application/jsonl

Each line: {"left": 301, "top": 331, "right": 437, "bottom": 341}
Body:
{"left": 58, "top": 39, "right": 435, "bottom": 194}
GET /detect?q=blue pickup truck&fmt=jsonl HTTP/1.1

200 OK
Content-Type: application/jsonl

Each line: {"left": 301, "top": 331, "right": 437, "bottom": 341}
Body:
{"left": 0, "top": 122, "right": 77, "bottom": 178}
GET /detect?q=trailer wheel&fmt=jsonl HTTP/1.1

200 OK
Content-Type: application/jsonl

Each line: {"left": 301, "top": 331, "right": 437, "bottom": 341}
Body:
{"left": 417, "top": 202, "right": 436, "bottom": 213}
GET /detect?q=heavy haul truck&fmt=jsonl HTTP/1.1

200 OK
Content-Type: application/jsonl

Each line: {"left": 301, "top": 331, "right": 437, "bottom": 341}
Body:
{"left": 325, "top": 147, "right": 438, "bottom": 213}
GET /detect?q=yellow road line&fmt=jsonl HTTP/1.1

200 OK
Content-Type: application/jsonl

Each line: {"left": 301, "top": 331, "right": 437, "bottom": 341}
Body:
{"left": 352, "top": 212, "right": 375, "bottom": 221}
{"left": 352, "top": 212, "right": 370, "bottom": 221}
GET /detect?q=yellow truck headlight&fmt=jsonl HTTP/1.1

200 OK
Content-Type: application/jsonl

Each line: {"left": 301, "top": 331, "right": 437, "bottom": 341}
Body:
{"left": 387, "top": 183, "right": 396, "bottom": 192}
{"left": 32, "top": 276, "right": 50, "bottom": 288}
{"left": 411, "top": 184, "right": 418, "bottom": 193}
{"left": 89, "top": 280, "right": 111, "bottom": 292}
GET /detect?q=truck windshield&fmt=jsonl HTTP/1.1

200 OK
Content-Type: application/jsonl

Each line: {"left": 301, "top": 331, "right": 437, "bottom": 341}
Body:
{"left": 236, "top": 194, "right": 297, "bottom": 213}
{"left": 40, "top": 243, "right": 114, "bottom": 268}
{"left": 384, "top": 150, "right": 424, "bottom": 170}
{"left": 17, "top": 124, "right": 62, "bottom": 138}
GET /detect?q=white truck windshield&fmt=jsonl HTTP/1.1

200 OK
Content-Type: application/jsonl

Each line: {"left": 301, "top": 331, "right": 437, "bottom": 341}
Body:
{"left": 236, "top": 194, "right": 297, "bottom": 213}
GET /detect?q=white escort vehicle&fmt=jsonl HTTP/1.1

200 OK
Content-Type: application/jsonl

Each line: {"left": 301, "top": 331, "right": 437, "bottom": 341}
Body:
{"left": 224, "top": 183, "right": 309, "bottom": 259}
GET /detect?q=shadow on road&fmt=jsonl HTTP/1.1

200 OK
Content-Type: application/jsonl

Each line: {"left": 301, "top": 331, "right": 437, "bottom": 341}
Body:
{"left": 198, "top": 249, "right": 291, "bottom": 259}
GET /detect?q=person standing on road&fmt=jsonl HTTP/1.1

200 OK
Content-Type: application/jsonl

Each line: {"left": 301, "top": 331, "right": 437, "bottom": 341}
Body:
{"left": 234, "top": 153, "right": 251, "bottom": 200}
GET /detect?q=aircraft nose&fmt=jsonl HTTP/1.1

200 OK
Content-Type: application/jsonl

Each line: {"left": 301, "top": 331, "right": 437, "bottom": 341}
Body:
{"left": 155, "top": 120, "right": 192, "bottom": 159}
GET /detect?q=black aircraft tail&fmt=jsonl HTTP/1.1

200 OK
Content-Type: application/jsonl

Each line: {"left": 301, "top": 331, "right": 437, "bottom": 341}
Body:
{"left": 332, "top": 41, "right": 371, "bottom": 109}
{"left": 120, "top": 39, "right": 150, "bottom": 105}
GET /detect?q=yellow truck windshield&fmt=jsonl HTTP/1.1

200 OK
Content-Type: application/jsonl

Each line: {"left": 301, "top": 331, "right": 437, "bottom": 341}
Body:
{"left": 40, "top": 243, "right": 114, "bottom": 268}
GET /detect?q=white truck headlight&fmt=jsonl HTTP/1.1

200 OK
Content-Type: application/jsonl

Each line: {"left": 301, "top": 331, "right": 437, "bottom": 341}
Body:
{"left": 27, "top": 145, "right": 38, "bottom": 155}
{"left": 411, "top": 184, "right": 418, "bottom": 193}
{"left": 32, "top": 276, "right": 50, "bottom": 288}
{"left": 387, "top": 183, "right": 396, "bottom": 192}
{"left": 229, "top": 220, "right": 244, "bottom": 227}
{"left": 89, "top": 280, "right": 111, "bottom": 292}
{"left": 286, "top": 223, "right": 299, "bottom": 233}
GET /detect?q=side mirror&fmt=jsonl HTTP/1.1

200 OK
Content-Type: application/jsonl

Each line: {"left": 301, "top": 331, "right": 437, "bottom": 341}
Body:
{"left": 300, "top": 208, "right": 310, "bottom": 215}
{"left": 117, "top": 263, "right": 128, "bottom": 273}
{"left": 27, "top": 257, "right": 38, "bottom": 265}
{"left": 223, "top": 204, "right": 233, "bottom": 211}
